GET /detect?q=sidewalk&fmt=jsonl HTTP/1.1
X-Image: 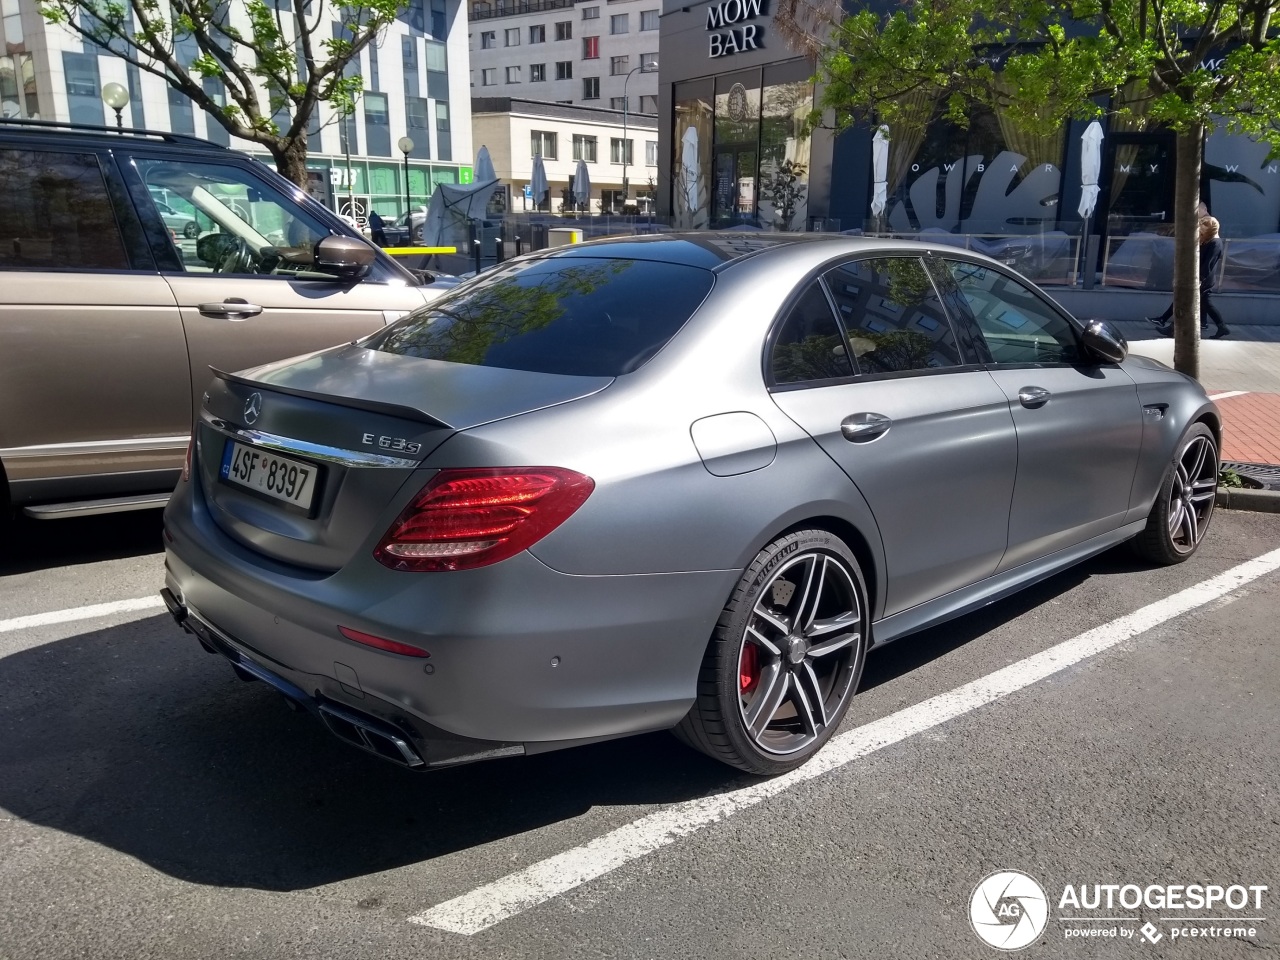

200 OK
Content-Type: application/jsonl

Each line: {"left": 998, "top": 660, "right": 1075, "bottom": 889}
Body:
{"left": 1113, "top": 321, "right": 1280, "bottom": 471}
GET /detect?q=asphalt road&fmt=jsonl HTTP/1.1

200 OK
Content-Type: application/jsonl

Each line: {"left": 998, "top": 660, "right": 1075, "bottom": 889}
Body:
{"left": 1, "top": 508, "right": 1278, "bottom": 960}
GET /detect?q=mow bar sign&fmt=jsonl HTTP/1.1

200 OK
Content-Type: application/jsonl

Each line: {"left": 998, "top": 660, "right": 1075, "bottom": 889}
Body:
{"left": 707, "top": 0, "right": 765, "bottom": 57}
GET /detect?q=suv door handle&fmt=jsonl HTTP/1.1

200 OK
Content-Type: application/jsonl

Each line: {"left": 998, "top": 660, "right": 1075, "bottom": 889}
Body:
{"left": 198, "top": 299, "right": 263, "bottom": 320}
{"left": 1018, "top": 386, "right": 1051, "bottom": 408}
{"left": 840, "top": 412, "right": 892, "bottom": 442}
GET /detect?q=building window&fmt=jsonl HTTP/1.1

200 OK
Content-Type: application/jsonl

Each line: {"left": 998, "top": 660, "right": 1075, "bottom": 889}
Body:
{"left": 582, "top": 5, "right": 599, "bottom": 18}
{"left": 610, "top": 138, "right": 633, "bottom": 164}
{"left": 426, "top": 39, "right": 447, "bottom": 71}
{"left": 506, "top": 65, "right": 521, "bottom": 82}
{"left": 531, "top": 130, "right": 558, "bottom": 159}
{"left": 363, "top": 90, "right": 391, "bottom": 157}
{"left": 583, "top": 36, "right": 599, "bottom": 58}
{"left": 481, "top": 68, "right": 496, "bottom": 85}
{"left": 610, "top": 97, "right": 626, "bottom": 110}
{"left": 640, "top": 54, "right": 658, "bottom": 72}
{"left": 556, "top": 61, "right": 573, "bottom": 80}
{"left": 480, "top": 30, "right": 496, "bottom": 48}
{"left": 583, "top": 77, "right": 600, "bottom": 99}
{"left": 530, "top": 63, "right": 546, "bottom": 82}
{"left": 406, "top": 96, "right": 431, "bottom": 157}
{"left": 610, "top": 13, "right": 628, "bottom": 34}
{"left": 529, "top": 23, "right": 545, "bottom": 42}
{"left": 639, "top": 94, "right": 657, "bottom": 113}
{"left": 435, "top": 102, "right": 452, "bottom": 160}
{"left": 640, "top": 9, "right": 659, "bottom": 30}
{"left": 573, "top": 134, "right": 598, "bottom": 162}
{"left": 505, "top": 27, "right": 520, "bottom": 46}
{"left": 555, "top": 20, "right": 572, "bottom": 40}
{"left": 610, "top": 55, "right": 629, "bottom": 76}
{"left": 646, "top": 140, "right": 658, "bottom": 165}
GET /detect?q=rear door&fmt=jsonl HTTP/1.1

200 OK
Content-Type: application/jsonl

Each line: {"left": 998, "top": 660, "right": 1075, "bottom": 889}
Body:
{"left": 123, "top": 152, "right": 430, "bottom": 416}
{"left": 767, "top": 257, "right": 1018, "bottom": 617}
{"left": 0, "top": 142, "right": 189, "bottom": 502}
{"left": 934, "top": 258, "right": 1143, "bottom": 570}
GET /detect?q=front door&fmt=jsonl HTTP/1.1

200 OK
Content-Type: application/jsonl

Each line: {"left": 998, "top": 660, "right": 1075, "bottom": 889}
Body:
{"left": 712, "top": 147, "right": 758, "bottom": 225}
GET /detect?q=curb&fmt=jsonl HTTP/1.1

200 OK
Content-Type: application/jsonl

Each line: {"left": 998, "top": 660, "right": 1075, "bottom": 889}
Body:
{"left": 1215, "top": 486, "right": 1280, "bottom": 513}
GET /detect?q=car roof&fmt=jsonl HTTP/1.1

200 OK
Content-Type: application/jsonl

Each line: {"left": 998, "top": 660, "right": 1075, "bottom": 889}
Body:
{"left": 0, "top": 118, "right": 232, "bottom": 154}
{"left": 537, "top": 231, "right": 1011, "bottom": 273}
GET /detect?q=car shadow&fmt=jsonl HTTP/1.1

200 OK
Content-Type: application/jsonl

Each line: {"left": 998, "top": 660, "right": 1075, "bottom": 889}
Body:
{"left": 0, "top": 510, "right": 165, "bottom": 575}
{"left": 0, "top": 550, "right": 1130, "bottom": 892}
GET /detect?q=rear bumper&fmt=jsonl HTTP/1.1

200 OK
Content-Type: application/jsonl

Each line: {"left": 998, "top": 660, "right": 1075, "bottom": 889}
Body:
{"left": 162, "top": 478, "right": 738, "bottom": 763}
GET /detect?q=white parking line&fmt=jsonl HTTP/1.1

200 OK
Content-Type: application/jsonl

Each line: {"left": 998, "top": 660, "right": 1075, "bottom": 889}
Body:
{"left": 409, "top": 546, "right": 1280, "bottom": 936}
{"left": 1208, "top": 390, "right": 1249, "bottom": 401}
{"left": 0, "top": 596, "right": 165, "bottom": 634}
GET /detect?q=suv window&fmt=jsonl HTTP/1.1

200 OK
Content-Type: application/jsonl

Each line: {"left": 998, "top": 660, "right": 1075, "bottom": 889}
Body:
{"left": 0, "top": 148, "right": 129, "bottom": 270}
{"left": 942, "top": 259, "right": 1080, "bottom": 365}
{"left": 770, "top": 281, "right": 853, "bottom": 385}
{"left": 368, "top": 256, "right": 714, "bottom": 376}
{"left": 823, "top": 257, "right": 963, "bottom": 374}
{"left": 134, "top": 157, "right": 347, "bottom": 280}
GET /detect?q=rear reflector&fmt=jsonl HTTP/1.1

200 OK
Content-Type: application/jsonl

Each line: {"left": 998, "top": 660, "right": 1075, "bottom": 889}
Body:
{"left": 338, "top": 626, "right": 430, "bottom": 658}
{"left": 373, "top": 467, "right": 594, "bottom": 572}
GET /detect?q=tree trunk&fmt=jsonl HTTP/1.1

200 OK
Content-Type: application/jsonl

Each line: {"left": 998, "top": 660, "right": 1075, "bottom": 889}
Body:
{"left": 1171, "top": 126, "right": 1203, "bottom": 380}
{"left": 270, "top": 137, "right": 311, "bottom": 189}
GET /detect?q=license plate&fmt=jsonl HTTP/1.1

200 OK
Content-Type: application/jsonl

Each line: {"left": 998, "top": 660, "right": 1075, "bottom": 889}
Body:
{"left": 220, "top": 441, "right": 318, "bottom": 510}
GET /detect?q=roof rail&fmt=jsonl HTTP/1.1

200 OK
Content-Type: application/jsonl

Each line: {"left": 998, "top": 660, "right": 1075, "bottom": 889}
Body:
{"left": 0, "top": 117, "right": 224, "bottom": 148}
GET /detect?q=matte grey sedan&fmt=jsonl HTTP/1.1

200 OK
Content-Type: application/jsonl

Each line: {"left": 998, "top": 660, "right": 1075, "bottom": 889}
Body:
{"left": 161, "top": 234, "right": 1220, "bottom": 775}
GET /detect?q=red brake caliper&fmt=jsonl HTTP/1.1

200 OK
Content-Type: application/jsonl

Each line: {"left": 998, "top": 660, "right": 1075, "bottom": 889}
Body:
{"left": 739, "top": 641, "right": 760, "bottom": 694}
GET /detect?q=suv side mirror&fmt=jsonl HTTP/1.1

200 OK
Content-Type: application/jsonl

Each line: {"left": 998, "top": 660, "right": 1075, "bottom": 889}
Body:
{"left": 314, "top": 235, "right": 376, "bottom": 280}
{"left": 1081, "top": 319, "right": 1127, "bottom": 364}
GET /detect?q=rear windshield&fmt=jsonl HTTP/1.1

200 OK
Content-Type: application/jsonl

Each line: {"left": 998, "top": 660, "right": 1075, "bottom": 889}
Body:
{"left": 367, "top": 256, "right": 714, "bottom": 376}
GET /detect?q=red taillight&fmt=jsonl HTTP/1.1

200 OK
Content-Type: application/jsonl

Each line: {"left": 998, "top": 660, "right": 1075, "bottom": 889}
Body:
{"left": 182, "top": 437, "right": 194, "bottom": 482}
{"left": 374, "top": 467, "right": 594, "bottom": 572}
{"left": 338, "top": 625, "right": 430, "bottom": 658}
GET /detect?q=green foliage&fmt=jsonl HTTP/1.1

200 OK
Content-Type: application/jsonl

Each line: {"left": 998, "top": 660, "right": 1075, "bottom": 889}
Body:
{"left": 37, "top": 0, "right": 410, "bottom": 184}
{"left": 758, "top": 160, "right": 808, "bottom": 231}
{"left": 1219, "top": 468, "right": 1244, "bottom": 487}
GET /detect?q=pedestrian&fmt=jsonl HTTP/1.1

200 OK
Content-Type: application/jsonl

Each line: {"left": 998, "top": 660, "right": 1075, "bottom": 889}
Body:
{"left": 1147, "top": 214, "right": 1229, "bottom": 339}
{"left": 368, "top": 210, "right": 387, "bottom": 246}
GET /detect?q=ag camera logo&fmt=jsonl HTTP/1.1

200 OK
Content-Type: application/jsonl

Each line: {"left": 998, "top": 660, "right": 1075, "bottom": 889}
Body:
{"left": 970, "top": 870, "right": 1049, "bottom": 951}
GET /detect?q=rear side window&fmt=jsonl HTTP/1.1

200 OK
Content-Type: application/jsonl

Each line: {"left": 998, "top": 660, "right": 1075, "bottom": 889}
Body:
{"left": 369, "top": 257, "right": 714, "bottom": 376}
{"left": 770, "top": 281, "right": 853, "bottom": 385}
{"left": 823, "top": 257, "right": 963, "bottom": 374}
{"left": 0, "top": 149, "right": 129, "bottom": 270}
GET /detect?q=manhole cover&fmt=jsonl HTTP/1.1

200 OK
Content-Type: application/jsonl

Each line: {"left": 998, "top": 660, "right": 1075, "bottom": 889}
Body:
{"left": 1221, "top": 461, "right": 1280, "bottom": 491}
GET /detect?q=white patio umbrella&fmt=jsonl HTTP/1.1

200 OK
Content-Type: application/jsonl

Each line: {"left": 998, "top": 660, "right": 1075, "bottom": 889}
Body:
{"left": 680, "top": 126, "right": 699, "bottom": 214}
{"left": 474, "top": 145, "right": 497, "bottom": 183}
{"left": 530, "top": 154, "right": 549, "bottom": 210}
{"left": 1078, "top": 121, "right": 1104, "bottom": 218}
{"left": 870, "top": 125, "right": 890, "bottom": 219}
{"left": 573, "top": 158, "right": 591, "bottom": 212}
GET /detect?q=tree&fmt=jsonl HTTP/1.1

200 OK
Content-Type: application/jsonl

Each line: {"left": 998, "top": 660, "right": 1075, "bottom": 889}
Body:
{"left": 758, "top": 159, "right": 808, "bottom": 231}
{"left": 803, "top": 0, "right": 1280, "bottom": 378}
{"left": 40, "top": 0, "right": 407, "bottom": 186}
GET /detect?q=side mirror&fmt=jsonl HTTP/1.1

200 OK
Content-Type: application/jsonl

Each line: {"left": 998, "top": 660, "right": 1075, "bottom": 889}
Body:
{"left": 314, "top": 235, "right": 376, "bottom": 280}
{"left": 1081, "top": 319, "right": 1127, "bottom": 364}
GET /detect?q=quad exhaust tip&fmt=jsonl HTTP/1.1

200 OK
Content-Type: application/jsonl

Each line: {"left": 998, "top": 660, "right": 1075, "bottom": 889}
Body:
{"left": 318, "top": 702, "right": 426, "bottom": 768}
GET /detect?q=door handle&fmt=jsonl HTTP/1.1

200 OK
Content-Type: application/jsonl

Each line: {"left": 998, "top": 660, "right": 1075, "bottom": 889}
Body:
{"left": 840, "top": 412, "right": 892, "bottom": 442}
{"left": 198, "top": 298, "right": 263, "bottom": 320}
{"left": 1018, "top": 386, "right": 1051, "bottom": 408}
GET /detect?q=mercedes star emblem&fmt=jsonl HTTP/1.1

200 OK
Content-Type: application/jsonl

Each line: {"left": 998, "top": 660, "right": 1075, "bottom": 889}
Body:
{"left": 243, "top": 392, "right": 263, "bottom": 425}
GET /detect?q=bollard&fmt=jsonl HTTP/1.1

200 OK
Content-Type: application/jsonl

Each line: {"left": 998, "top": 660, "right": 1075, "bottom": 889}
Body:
{"left": 516, "top": 236, "right": 524, "bottom": 257}
{"left": 496, "top": 237, "right": 505, "bottom": 263}
{"left": 473, "top": 238, "right": 482, "bottom": 275}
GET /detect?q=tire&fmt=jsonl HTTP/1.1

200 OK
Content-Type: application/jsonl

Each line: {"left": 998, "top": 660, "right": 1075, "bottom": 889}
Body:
{"left": 675, "top": 529, "right": 869, "bottom": 775}
{"left": 1131, "top": 422, "right": 1218, "bottom": 565}
{"left": 183, "top": 221, "right": 199, "bottom": 239}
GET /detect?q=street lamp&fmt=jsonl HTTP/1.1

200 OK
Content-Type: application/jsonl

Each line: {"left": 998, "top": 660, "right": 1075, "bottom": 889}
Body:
{"left": 621, "top": 60, "right": 657, "bottom": 209}
{"left": 101, "top": 82, "right": 129, "bottom": 132}
{"left": 397, "top": 136, "right": 415, "bottom": 228}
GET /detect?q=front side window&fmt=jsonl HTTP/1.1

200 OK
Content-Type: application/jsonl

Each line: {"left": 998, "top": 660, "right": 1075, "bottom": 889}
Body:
{"left": 583, "top": 77, "right": 600, "bottom": 99}
{"left": 133, "top": 157, "right": 351, "bottom": 280}
{"left": 770, "top": 282, "right": 853, "bottom": 386}
{"left": 823, "top": 258, "right": 964, "bottom": 374}
{"left": 555, "top": 20, "right": 572, "bottom": 40}
{"left": 531, "top": 130, "right": 558, "bottom": 159}
{"left": 0, "top": 149, "right": 129, "bottom": 270}
{"left": 611, "top": 12, "right": 628, "bottom": 33}
{"left": 368, "top": 257, "right": 715, "bottom": 377}
{"left": 573, "top": 134, "right": 598, "bottom": 163}
{"left": 530, "top": 63, "right": 546, "bottom": 82}
{"left": 943, "top": 260, "right": 1080, "bottom": 365}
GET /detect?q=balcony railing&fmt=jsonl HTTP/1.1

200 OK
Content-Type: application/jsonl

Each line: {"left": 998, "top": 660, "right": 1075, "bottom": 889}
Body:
{"left": 470, "top": 0, "right": 576, "bottom": 20}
